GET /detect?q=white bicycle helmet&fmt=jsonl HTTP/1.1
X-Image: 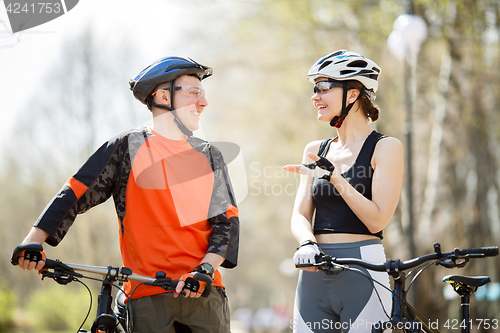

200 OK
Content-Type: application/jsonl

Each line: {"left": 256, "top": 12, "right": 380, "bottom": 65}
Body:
{"left": 308, "top": 50, "right": 381, "bottom": 128}
{"left": 308, "top": 50, "right": 381, "bottom": 94}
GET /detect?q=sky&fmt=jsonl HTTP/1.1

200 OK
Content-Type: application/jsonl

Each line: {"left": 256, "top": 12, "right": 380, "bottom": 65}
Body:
{"left": 0, "top": 0, "right": 220, "bottom": 148}
{"left": 0, "top": 0, "right": 223, "bottom": 151}
{"left": 0, "top": 0, "right": 249, "bottom": 200}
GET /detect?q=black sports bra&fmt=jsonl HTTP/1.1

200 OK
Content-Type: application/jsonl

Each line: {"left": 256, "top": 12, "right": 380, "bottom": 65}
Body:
{"left": 312, "top": 130, "right": 385, "bottom": 239}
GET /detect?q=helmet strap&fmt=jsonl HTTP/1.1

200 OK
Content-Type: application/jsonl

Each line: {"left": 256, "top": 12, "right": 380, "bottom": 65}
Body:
{"left": 151, "top": 103, "right": 174, "bottom": 112}
{"left": 151, "top": 80, "right": 193, "bottom": 137}
{"left": 329, "top": 82, "right": 360, "bottom": 129}
{"left": 172, "top": 110, "right": 193, "bottom": 136}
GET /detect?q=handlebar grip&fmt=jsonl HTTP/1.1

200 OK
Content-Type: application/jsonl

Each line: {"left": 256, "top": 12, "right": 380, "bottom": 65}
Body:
{"left": 43, "top": 259, "right": 58, "bottom": 269}
{"left": 11, "top": 242, "right": 45, "bottom": 265}
{"left": 458, "top": 247, "right": 499, "bottom": 257}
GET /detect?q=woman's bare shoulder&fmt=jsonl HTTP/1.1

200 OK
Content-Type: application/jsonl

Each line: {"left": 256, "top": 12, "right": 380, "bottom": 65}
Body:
{"left": 374, "top": 136, "right": 404, "bottom": 164}
{"left": 304, "top": 140, "right": 324, "bottom": 154}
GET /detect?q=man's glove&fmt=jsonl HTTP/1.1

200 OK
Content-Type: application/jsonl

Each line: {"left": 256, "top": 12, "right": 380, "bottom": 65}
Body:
{"left": 299, "top": 157, "right": 335, "bottom": 181}
{"left": 178, "top": 272, "right": 213, "bottom": 297}
{"left": 179, "top": 273, "right": 204, "bottom": 294}
{"left": 11, "top": 242, "right": 45, "bottom": 266}
{"left": 293, "top": 240, "right": 322, "bottom": 266}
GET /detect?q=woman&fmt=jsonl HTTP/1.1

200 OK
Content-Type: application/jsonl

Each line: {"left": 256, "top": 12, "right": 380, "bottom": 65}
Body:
{"left": 283, "top": 50, "right": 404, "bottom": 333}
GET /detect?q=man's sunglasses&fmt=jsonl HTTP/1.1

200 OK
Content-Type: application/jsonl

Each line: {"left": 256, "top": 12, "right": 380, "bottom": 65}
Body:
{"left": 152, "top": 85, "right": 205, "bottom": 100}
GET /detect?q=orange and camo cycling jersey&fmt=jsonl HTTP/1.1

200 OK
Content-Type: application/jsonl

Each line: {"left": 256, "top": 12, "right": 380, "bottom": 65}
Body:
{"left": 35, "top": 127, "right": 239, "bottom": 299}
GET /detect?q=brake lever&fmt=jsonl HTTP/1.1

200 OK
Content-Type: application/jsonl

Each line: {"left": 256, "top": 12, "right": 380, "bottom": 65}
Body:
{"left": 147, "top": 277, "right": 175, "bottom": 290}
{"left": 320, "top": 263, "right": 348, "bottom": 275}
{"left": 314, "top": 255, "right": 349, "bottom": 275}
{"left": 45, "top": 259, "right": 83, "bottom": 278}
{"left": 455, "top": 258, "right": 469, "bottom": 268}
{"left": 145, "top": 274, "right": 187, "bottom": 296}
{"left": 41, "top": 270, "right": 76, "bottom": 285}
{"left": 438, "top": 258, "right": 456, "bottom": 268}
{"left": 437, "top": 256, "right": 469, "bottom": 269}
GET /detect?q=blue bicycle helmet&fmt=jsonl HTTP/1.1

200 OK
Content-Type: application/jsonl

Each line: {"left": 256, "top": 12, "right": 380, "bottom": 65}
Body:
{"left": 129, "top": 56, "right": 212, "bottom": 104}
{"left": 129, "top": 56, "right": 212, "bottom": 136}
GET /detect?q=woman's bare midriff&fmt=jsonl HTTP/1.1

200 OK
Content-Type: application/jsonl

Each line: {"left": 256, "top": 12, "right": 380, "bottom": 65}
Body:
{"left": 316, "top": 233, "right": 379, "bottom": 244}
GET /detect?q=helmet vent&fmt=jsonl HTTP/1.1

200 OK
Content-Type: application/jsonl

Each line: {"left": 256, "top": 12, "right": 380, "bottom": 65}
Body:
{"left": 372, "top": 67, "right": 381, "bottom": 73}
{"left": 319, "top": 60, "right": 333, "bottom": 71}
{"left": 347, "top": 60, "right": 368, "bottom": 68}
{"left": 340, "top": 70, "right": 356, "bottom": 75}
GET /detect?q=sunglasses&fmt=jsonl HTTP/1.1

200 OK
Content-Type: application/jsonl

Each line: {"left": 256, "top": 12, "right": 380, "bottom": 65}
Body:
{"left": 313, "top": 81, "right": 345, "bottom": 94}
{"left": 152, "top": 85, "right": 205, "bottom": 100}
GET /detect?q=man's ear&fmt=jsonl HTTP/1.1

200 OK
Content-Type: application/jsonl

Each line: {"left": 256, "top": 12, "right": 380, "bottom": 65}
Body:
{"left": 156, "top": 89, "right": 171, "bottom": 107}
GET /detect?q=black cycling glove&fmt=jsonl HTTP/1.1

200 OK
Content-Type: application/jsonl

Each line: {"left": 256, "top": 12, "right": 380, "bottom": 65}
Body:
{"left": 299, "top": 157, "right": 335, "bottom": 181}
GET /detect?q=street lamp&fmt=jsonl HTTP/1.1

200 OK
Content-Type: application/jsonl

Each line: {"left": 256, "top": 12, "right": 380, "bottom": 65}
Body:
{"left": 387, "top": 14, "right": 427, "bottom": 260}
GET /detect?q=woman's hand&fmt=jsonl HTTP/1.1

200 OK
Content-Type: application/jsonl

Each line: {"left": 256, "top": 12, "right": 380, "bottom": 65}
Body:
{"left": 283, "top": 152, "right": 320, "bottom": 173}
{"left": 283, "top": 153, "right": 334, "bottom": 181}
{"left": 293, "top": 241, "right": 321, "bottom": 272}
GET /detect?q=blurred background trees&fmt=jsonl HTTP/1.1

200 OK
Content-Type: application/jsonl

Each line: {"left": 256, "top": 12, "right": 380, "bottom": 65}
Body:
{"left": 0, "top": 0, "right": 499, "bottom": 332}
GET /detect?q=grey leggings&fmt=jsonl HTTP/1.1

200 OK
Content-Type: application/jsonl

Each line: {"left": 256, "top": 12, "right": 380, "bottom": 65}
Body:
{"left": 293, "top": 239, "right": 391, "bottom": 333}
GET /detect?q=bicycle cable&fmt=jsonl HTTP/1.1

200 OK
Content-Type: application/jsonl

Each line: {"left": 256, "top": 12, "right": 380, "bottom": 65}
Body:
{"left": 340, "top": 263, "right": 446, "bottom": 332}
{"left": 399, "top": 258, "right": 453, "bottom": 328}
{"left": 405, "top": 260, "right": 440, "bottom": 293}
{"left": 311, "top": 259, "right": 395, "bottom": 320}
{"left": 123, "top": 281, "right": 149, "bottom": 333}
{"left": 74, "top": 274, "right": 136, "bottom": 332}
{"left": 340, "top": 266, "right": 393, "bottom": 320}
{"left": 317, "top": 256, "right": 459, "bottom": 325}
{"left": 70, "top": 277, "right": 93, "bottom": 333}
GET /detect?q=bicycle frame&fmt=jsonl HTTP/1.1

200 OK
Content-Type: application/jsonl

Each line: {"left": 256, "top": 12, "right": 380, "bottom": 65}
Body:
{"left": 297, "top": 242, "right": 498, "bottom": 333}
{"left": 379, "top": 269, "right": 439, "bottom": 333}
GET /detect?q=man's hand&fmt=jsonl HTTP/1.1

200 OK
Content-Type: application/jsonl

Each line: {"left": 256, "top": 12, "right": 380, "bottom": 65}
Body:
{"left": 174, "top": 272, "right": 208, "bottom": 298}
{"left": 18, "top": 256, "right": 46, "bottom": 271}
{"left": 11, "top": 242, "right": 46, "bottom": 271}
{"left": 174, "top": 256, "right": 218, "bottom": 298}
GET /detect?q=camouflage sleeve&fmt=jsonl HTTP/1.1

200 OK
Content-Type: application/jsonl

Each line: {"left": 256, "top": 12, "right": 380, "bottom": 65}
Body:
{"left": 35, "top": 135, "right": 124, "bottom": 246}
{"left": 206, "top": 145, "right": 240, "bottom": 268}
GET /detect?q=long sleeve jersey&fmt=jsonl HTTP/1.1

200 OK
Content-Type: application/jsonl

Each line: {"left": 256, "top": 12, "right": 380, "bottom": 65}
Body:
{"left": 35, "top": 127, "right": 239, "bottom": 298}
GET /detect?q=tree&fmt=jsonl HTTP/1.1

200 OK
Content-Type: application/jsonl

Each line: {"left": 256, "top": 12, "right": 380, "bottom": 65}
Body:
{"left": 194, "top": 0, "right": 500, "bottom": 327}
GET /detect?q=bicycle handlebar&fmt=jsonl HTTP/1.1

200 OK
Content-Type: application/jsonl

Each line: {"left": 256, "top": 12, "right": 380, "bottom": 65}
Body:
{"left": 11, "top": 242, "right": 213, "bottom": 297}
{"left": 296, "top": 243, "right": 499, "bottom": 273}
{"left": 45, "top": 260, "right": 158, "bottom": 283}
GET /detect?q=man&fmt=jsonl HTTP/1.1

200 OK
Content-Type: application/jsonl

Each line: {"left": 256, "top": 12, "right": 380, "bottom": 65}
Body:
{"left": 14, "top": 56, "right": 240, "bottom": 332}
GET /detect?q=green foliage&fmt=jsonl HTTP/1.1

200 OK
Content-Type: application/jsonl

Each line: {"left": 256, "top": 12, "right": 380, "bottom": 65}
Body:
{"left": 0, "top": 279, "right": 16, "bottom": 332}
{"left": 24, "top": 284, "right": 92, "bottom": 332}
